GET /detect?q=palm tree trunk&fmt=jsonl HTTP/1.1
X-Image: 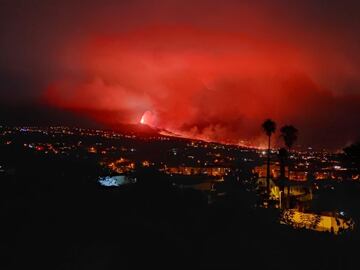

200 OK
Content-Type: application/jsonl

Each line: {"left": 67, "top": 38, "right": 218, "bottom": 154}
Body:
{"left": 287, "top": 147, "right": 291, "bottom": 179}
{"left": 287, "top": 147, "right": 291, "bottom": 196}
{"left": 266, "top": 135, "right": 271, "bottom": 197}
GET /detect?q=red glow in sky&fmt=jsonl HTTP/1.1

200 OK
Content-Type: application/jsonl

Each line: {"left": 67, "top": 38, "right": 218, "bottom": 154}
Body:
{"left": 44, "top": 24, "right": 360, "bottom": 149}
{"left": 2, "top": 1, "right": 360, "bottom": 149}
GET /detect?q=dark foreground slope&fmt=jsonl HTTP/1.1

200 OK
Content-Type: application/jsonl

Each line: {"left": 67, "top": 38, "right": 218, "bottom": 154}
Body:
{"left": 0, "top": 147, "right": 359, "bottom": 270}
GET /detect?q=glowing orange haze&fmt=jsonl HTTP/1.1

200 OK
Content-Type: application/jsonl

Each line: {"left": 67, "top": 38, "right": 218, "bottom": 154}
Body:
{"left": 44, "top": 26, "right": 360, "bottom": 149}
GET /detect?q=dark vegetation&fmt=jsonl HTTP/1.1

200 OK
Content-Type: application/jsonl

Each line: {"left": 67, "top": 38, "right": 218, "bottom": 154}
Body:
{"left": 1, "top": 140, "right": 360, "bottom": 269}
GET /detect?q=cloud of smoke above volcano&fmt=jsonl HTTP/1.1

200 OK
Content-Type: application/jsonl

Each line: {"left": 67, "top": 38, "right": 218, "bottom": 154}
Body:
{"left": 2, "top": 1, "right": 360, "bottom": 149}
{"left": 44, "top": 25, "right": 360, "bottom": 149}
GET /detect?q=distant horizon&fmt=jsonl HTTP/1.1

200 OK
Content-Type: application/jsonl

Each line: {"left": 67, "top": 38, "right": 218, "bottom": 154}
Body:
{"left": 0, "top": 123, "right": 348, "bottom": 153}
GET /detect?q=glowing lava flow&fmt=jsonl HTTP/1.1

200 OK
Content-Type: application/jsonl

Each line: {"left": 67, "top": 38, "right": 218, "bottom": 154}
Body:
{"left": 140, "top": 114, "right": 146, "bottom": 125}
{"left": 139, "top": 110, "right": 155, "bottom": 126}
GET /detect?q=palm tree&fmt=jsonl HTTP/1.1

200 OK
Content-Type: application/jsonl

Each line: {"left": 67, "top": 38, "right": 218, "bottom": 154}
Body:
{"left": 278, "top": 147, "right": 288, "bottom": 181}
{"left": 278, "top": 147, "right": 288, "bottom": 208}
{"left": 280, "top": 125, "right": 298, "bottom": 179}
{"left": 262, "top": 119, "right": 276, "bottom": 196}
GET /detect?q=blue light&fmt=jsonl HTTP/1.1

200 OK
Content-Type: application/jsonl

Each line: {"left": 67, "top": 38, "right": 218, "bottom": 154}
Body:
{"left": 98, "top": 175, "right": 135, "bottom": 187}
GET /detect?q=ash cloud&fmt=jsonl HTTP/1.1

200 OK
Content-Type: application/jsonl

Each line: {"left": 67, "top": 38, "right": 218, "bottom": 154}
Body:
{"left": 1, "top": 1, "right": 360, "bottom": 149}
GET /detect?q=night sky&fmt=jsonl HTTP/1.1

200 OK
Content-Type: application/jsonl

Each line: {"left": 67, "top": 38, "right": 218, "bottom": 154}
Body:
{"left": 1, "top": 0, "right": 360, "bottom": 149}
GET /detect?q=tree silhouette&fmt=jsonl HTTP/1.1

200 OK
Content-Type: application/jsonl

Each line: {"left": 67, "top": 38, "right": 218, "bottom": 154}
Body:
{"left": 280, "top": 125, "right": 298, "bottom": 179}
{"left": 278, "top": 148, "right": 288, "bottom": 184}
{"left": 343, "top": 142, "right": 360, "bottom": 169}
{"left": 262, "top": 119, "right": 276, "bottom": 196}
